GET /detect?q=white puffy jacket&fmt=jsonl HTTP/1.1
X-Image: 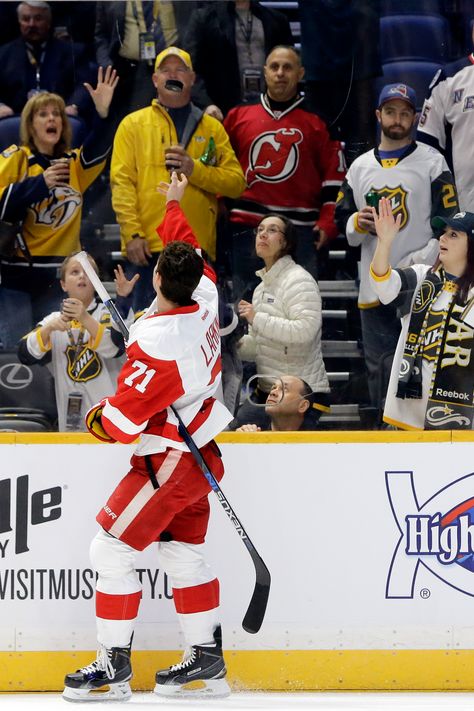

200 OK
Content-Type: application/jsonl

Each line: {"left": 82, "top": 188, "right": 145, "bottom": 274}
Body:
{"left": 237, "top": 255, "right": 330, "bottom": 393}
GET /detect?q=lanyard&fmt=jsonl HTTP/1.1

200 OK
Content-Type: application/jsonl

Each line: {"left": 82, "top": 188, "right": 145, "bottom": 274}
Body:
{"left": 236, "top": 9, "right": 253, "bottom": 45}
{"left": 131, "top": 0, "right": 160, "bottom": 33}
{"left": 26, "top": 44, "right": 46, "bottom": 92}
{"left": 67, "top": 325, "right": 85, "bottom": 349}
{"left": 67, "top": 325, "right": 86, "bottom": 382}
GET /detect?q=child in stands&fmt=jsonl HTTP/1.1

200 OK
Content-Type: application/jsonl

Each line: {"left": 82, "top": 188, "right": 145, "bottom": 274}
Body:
{"left": 18, "top": 252, "right": 125, "bottom": 430}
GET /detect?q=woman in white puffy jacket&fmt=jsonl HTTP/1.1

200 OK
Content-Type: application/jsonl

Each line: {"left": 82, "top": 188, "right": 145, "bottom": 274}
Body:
{"left": 236, "top": 214, "right": 330, "bottom": 427}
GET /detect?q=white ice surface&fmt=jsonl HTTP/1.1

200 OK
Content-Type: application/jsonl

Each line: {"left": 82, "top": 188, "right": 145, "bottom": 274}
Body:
{"left": 3, "top": 692, "right": 474, "bottom": 711}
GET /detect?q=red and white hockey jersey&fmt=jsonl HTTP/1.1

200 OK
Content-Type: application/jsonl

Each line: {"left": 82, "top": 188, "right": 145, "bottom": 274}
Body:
{"left": 223, "top": 94, "right": 345, "bottom": 237}
{"left": 100, "top": 202, "right": 233, "bottom": 455}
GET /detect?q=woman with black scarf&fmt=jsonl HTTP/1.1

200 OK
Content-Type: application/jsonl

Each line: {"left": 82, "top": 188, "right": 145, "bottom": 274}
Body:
{"left": 370, "top": 196, "right": 474, "bottom": 431}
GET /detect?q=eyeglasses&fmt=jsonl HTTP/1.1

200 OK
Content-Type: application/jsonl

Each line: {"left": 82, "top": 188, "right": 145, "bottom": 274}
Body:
{"left": 254, "top": 225, "right": 285, "bottom": 237}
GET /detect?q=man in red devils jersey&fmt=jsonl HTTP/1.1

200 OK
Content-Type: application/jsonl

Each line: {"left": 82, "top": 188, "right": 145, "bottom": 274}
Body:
{"left": 63, "top": 173, "right": 233, "bottom": 702}
{"left": 224, "top": 45, "right": 345, "bottom": 300}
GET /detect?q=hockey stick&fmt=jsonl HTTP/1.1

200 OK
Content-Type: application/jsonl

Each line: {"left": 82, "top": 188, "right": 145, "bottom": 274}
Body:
{"left": 76, "top": 252, "right": 270, "bottom": 634}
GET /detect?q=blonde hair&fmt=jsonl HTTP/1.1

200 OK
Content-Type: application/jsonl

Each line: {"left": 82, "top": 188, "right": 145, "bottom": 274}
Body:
{"left": 20, "top": 92, "right": 72, "bottom": 156}
{"left": 60, "top": 252, "right": 99, "bottom": 281}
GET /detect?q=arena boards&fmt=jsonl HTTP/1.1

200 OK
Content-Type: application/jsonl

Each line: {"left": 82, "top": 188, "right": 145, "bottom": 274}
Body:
{"left": 2, "top": 431, "right": 474, "bottom": 691}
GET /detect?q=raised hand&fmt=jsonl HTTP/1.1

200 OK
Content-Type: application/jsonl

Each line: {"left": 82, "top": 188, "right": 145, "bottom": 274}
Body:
{"left": 114, "top": 263, "right": 140, "bottom": 297}
{"left": 84, "top": 65, "right": 119, "bottom": 118}
{"left": 373, "top": 197, "right": 402, "bottom": 246}
{"left": 157, "top": 171, "right": 188, "bottom": 203}
{"left": 370, "top": 197, "right": 402, "bottom": 278}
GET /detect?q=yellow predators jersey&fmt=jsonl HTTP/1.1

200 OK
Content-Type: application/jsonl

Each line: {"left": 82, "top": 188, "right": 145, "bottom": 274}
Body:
{"left": 0, "top": 144, "right": 105, "bottom": 258}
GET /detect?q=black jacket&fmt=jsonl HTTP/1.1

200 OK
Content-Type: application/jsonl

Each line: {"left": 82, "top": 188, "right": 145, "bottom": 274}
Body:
{"left": 94, "top": 0, "right": 198, "bottom": 67}
{"left": 184, "top": 1, "right": 293, "bottom": 116}
{"left": 0, "top": 36, "right": 95, "bottom": 116}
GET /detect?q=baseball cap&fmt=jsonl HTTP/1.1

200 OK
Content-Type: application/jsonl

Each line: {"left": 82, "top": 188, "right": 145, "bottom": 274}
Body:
{"left": 378, "top": 83, "right": 417, "bottom": 111}
{"left": 432, "top": 212, "right": 474, "bottom": 239}
{"left": 154, "top": 46, "right": 193, "bottom": 72}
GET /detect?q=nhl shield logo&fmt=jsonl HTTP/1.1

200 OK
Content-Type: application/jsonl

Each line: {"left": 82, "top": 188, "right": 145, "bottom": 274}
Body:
{"left": 413, "top": 279, "right": 436, "bottom": 313}
{"left": 66, "top": 345, "right": 102, "bottom": 382}
{"left": 375, "top": 186, "right": 409, "bottom": 230}
{"left": 246, "top": 128, "right": 303, "bottom": 187}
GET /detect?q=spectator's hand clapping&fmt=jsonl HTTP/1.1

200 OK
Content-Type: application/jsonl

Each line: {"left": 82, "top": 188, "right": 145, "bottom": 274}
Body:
{"left": 84, "top": 65, "right": 119, "bottom": 118}
{"left": 114, "top": 263, "right": 140, "bottom": 297}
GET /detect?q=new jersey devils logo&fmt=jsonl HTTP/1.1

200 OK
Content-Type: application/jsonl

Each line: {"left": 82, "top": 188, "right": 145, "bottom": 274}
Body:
{"left": 246, "top": 128, "right": 303, "bottom": 187}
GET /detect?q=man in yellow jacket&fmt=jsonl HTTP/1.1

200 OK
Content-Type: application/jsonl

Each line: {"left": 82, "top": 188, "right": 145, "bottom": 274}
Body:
{"left": 111, "top": 46, "right": 246, "bottom": 309}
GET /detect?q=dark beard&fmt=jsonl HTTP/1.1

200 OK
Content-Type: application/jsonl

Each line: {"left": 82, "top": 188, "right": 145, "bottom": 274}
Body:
{"left": 381, "top": 125, "right": 412, "bottom": 141}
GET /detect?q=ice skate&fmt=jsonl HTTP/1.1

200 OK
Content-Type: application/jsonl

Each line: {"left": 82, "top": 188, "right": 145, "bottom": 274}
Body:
{"left": 154, "top": 625, "right": 230, "bottom": 698}
{"left": 62, "top": 642, "right": 132, "bottom": 702}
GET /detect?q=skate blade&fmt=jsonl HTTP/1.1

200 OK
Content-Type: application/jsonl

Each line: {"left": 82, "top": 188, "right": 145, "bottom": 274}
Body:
{"left": 62, "top": 681, "right": 132, "bottom": 703}
{"left": 154, "top": 678, "right": 231, "bottom": 699}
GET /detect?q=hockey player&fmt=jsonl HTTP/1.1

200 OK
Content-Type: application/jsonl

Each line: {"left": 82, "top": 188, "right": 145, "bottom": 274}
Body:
{"left": 335, "top": 83, "right": 459, "bottom": 420}
{"left": 18, "top": 252, "right": 125, "bottom": 431}
{"left": 63, "top": 172, "right": 233, "bottom": 702}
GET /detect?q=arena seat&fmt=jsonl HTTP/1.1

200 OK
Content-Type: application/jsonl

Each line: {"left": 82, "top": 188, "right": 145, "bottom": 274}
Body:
{"left": 0, "top": 116, "right": 23, "bottom": 151}
{"left": 380, "top": 15, "right": 450, "bottom": 63}
{"left": 375, "top": 61, "right": 442, "bottom": 110}
{"left": 0, "top": 350, "right": 57, "bottom": 429}
{"left": 0, "top": 115, "right": 86, "bottom": 152}
{"left": 0, "top": 407, "right": 53, "bottom": 432}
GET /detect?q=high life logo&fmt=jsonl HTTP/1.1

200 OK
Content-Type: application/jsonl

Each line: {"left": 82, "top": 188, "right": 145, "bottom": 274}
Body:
{"left": 0, "top": 475, "right": 62, "bottom": 557}
{"left": 386, "top": 471, "right": 474, "bottom": 598}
